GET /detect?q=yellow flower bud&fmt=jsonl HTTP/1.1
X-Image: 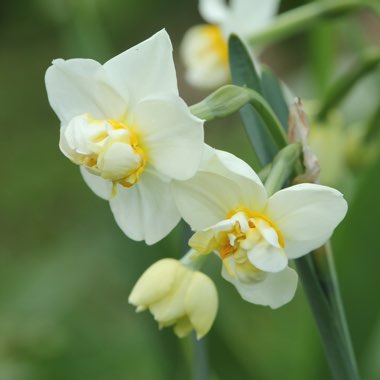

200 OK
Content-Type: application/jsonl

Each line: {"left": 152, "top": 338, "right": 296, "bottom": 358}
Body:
{"left": 129, "top": 258, "right": 218, "bottom": 339}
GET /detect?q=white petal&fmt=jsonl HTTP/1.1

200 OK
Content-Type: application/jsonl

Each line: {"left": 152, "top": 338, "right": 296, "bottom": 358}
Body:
{"left": 45, "top": 58, "right": 126, "bottom": 124}
{"left": 109, "top": 170, "right": 181, "bottom": 244}
{"left": 255, "top": 218, "right": 280, "bottom": 248}
{"left": 134, "top": 94, "right": 204, "bottom": 180}
{"left": 199, "top": 0, "right": 229, "bottom": 24}
{"left": 185, "top": 272, "right": 218, "bottom": 339}
{"left": 224, "top": 0, "right": 279, "bottom": 35}
{"left": 173, "top": 149, "right": 267, "bottom": 230}
{"left": 128, "top": 258, "right": 180, "bottom": 307}
{"left": 173, "top": 172, "right": 242, "bottom": 231}
{"left": 103, "top": 29, "right": 178, "bottom": 108}
{"left": 247, "top": 242, "right": 288, "bottom": 273}
{"left": 80, "top": 166, "right": 113, "bottom": 200}
{"left": 266, "top": 184, "right": 348, "bottom": 259}
{"left": 222, "top": 266, "right": 298, "bottom": 308}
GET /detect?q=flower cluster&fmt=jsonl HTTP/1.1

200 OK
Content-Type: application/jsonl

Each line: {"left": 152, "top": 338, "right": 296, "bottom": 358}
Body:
{"left": 180, "top": 0, "right": 280, "bottom": 89}
{"left": 45, "top": 28, "right": 347, "bottom": 338}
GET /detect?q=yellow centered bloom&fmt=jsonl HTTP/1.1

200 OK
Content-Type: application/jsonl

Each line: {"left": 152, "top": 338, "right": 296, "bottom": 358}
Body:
{"left": 45, "top": 30, "right": 204, "bottom": 244}
{"left": 173, "top": 147, "right": 348, "bottom": 308}
{"left": 62, "top": 114, "right": 146, "bottom": 188}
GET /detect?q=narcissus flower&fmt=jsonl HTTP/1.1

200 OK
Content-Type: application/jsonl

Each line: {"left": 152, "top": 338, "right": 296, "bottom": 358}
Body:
{"left": 173, "top": 148, "right": 347, "bottom": 308}
{"left": 180, "top": 0, "right": 280, "bottom": 89}
{"left": 129, "top": 257, "right": 218, "bottom": 339}
{"left": 45, "top": 30, "right": 204, "bottom": 244}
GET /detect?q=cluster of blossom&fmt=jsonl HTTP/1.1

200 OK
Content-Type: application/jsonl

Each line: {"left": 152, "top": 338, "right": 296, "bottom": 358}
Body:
{"left": 45, "top": 1, "right": 347, "bottom": 339}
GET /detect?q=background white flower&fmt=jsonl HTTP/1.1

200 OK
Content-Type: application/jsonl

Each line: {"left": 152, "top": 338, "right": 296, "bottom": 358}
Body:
{"left": 129, "top": 257, "right": 218, "bottom": 339}
{"left": 180, "top": 0, "right": 280, "bottom": 89}
{"left": 173, "top": 147, "right": 347, "bottom": 308}
{"left": 45, "top": 30, "right": 204, "bottom": 245}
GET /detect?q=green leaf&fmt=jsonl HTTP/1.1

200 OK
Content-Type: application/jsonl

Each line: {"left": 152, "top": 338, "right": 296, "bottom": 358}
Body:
{"left": 229, "top": 34, "right": 276, "bottom": 167}
{"left": 260, "top": 66, "right": 289, "bottom": 131}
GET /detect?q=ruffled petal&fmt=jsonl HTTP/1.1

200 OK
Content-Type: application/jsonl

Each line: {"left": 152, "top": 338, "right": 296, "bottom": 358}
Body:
{"left": 80, "top": 166, "right": 113, "bottom": 200}
{"left": 45, "top": 58, "right": 126, "bottom": 124}
{"left": 103, "top": 29, "right": 178, "bottom": 108}
{"left": 266, "top": 184, "right": 348, "bottom": 259}
{"left": 109, "top": 170, "right": 181, "bottom": 244}
{"left": 222, "top": 266, "right": 298, "bottom": 309}
{"left": 247, "top": 242, "right": 288, "bottom": 273}
{"left": 134, "top": 94, "right": 204, "bottom": 180}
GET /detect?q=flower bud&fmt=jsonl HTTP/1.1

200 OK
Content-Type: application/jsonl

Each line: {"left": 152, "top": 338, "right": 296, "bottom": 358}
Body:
{"left": 129, "top": 258, "right": 218, "bottom": 339}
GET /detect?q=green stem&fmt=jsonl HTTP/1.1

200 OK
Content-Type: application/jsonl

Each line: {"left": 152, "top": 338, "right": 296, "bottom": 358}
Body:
{"left": 249, "top": 0, "right": 380, "bottom": 47}
{"left": 192, "top": 335, "right": 209, "bottom": 380}
{"left": 190, "top": 85, "right": 288, "bottom": 151}
{"left": 296, "top": 252, "right": 360, "bottom": 380}
{"left": 312, "top": 243, "right": 359, "bottom": 374}
{"left": 264, "top": 143, "right": 302, "bottom": 196}
{"left": 317, "top": 49, "right": 380, "bottom": 121}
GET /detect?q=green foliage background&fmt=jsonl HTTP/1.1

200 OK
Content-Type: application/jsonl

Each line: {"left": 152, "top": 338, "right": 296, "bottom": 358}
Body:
{"left": 0, "top": 0, "right": 379, "bottom": 379}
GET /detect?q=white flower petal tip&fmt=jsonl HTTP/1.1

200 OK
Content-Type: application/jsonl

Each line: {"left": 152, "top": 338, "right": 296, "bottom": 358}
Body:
{"left": 175, "top": 148, "right": 346, "bottom": 307}
{"left": 266, "top": 183, "right": 348, "bottom": 259}
{"left": 45, "top": 31, "right": 205, "bottom": 244}
{"left": 129, "top": 258, "right": 218, "bottom": 339}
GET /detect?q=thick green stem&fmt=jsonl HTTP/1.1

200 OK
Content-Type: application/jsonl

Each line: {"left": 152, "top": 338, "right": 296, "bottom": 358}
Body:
{"left": 312, "top": 243, "right": 359, "bottom": 373}
{"left": 317, "top": 49, "right": 380, "bottom": 121}
{"left": 296, "top": 251, "right": 360, "bottom": 380}
{"left": 249, "top": 0, "right": 380, "bottom": 46}
{"left": 190, "top": 85, "right": 288, "bottom": 151}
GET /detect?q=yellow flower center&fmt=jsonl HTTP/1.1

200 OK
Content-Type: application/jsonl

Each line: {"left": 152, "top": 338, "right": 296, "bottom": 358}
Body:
{"left": 64, "top": 114, "right": 146, "bottom": 188}
{"left": 218, "top": 208, "right": 285, "bottom": 260}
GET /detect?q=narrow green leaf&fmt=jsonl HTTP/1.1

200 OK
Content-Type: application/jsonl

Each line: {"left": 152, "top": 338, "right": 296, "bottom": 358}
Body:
{"left": 260, "top": 66, "right": 289, "bottom": 131}
{"left": 229, "top": 34, "right": 276, "bottom": 167}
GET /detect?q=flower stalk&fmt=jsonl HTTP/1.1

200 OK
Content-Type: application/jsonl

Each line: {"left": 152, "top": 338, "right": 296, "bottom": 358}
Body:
{"left": 264, "top": 143, "right": 302, "bottom": 196}
{"left": 249, "top": 0, "right": 380, "bottom": 47}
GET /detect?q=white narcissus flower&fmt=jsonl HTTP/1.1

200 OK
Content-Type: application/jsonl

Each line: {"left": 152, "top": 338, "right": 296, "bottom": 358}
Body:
{"left": 180, "top": 0, "right": 280, "bottom": 89}
{"left": 45, "top": 30, "right": 204, "bottom": 245}
{"left": 172, "top": 147, "right": 348, "bottom": 308}
{"left": 129, "top": 257, "right": 218, "bottom": 339}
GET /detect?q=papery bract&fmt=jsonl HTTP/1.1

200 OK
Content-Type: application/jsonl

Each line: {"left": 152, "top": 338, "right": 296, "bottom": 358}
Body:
{"left": 173, "top": 147, "right": 347, "bottom": 308}
{"left": 129, "top": 257, "right": 218, "bottom": 339}
{"left": 180, "top": 0, "right": 280, "bottom": 89}
{"left": 45, "top": 30, "right": 204, "bottom": 244}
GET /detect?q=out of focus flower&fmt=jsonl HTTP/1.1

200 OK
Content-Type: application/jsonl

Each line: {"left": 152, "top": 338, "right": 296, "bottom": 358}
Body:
{"left": 45, "top": 30, "right": 204, "bottom": 244}
{"left": 180, "top": 0, "right": 280, "bottom": 89}
{"left": 173, "top": 148, "right": 347, "bottom": 308}
{"left": 129, "top": 257, "right": 218, "bottom": 339}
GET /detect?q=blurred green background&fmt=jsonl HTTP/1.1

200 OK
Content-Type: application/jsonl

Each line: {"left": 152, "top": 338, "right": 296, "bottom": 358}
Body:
{"left": 1, "top": 0, "right": 380, "bottom": 379}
